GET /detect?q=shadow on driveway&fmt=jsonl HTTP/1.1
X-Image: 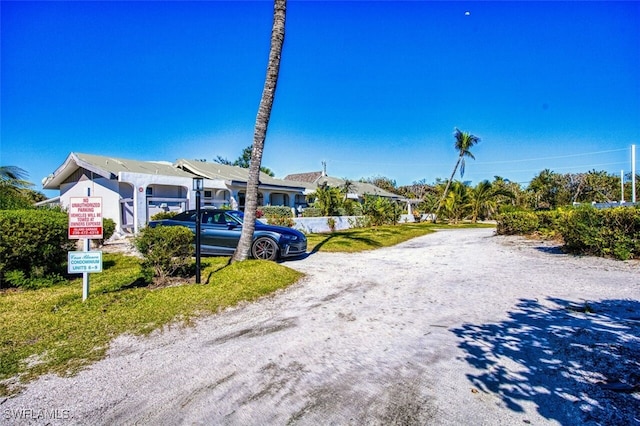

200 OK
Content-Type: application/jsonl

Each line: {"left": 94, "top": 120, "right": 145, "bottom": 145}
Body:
{"left": 452, "top": 298, "right": 640, "bottom": 425}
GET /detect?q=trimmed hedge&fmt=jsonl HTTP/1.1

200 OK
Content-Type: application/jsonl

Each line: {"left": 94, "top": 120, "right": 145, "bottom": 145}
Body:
{"left": 260, "top": 206, "right": 293, "bottom": 218}
{"left": 0, "top": 209, "right": 76, "bottom": 288}
{"left": 561, "top": 206, "right": 640, "bottom": 260}
{"left": 133, "top": 225, "right": 194, "bottom": 283}
{"left": 260, "top": 206, "right": 295, "bottom": 228}
{"left": 495, "top": 211, "right": 539, "bottom": 235}
{"left": 496, "top": 206, "right": 640, "bottom": 260}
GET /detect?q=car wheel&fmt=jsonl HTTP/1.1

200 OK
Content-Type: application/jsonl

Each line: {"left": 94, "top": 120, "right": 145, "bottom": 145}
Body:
{"left": 251, "top": 237, "right": 279, "bottom": 261}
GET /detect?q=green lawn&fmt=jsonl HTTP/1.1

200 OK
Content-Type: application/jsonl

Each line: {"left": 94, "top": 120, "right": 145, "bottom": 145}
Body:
{"left": 0, "top": 221, "right": 494, "bottom": 396}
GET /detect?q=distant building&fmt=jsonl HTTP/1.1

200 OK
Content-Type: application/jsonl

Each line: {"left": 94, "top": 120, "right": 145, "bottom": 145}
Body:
{"left": 284, "top": 171, "right": 402, "bottom": 203}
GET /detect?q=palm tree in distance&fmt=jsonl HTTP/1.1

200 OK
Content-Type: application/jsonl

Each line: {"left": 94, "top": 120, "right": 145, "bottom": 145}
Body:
{"left": 0, "top": 166, "right": 30, "bottom": 189}
{"left": 233, "top": 0, "right": 286, "bottom": 262}
{"left": 341, "top": 179, "right": 355, "bottom": 201}
{"left": 433, "top": 128, "right": 480, "bottom": 222}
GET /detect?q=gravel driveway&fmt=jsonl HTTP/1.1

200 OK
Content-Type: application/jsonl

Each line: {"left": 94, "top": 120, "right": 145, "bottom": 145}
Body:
{"left": 2, "top": 228, "right": 639, "bottom": 425}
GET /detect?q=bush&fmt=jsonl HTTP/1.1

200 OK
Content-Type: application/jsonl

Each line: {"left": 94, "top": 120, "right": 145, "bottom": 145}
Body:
{"left": 535, "top": 209, "right": 563, "bottom": 238}
{"left": 0, "top": 209, "right": 76, "bottom": 288}
{"left": 94, "top": 218, "right": 116, "bottom": 247}
{"left": 362, "top": 196, "right": 401, "bottom": 226}
{"left": 301, "top": 207, "right": 322, "bottom": 217}
{"left": 496, "top": 211, "right": 539, "bottom": 235}
{"left": 261, "top": 206, "right": 294, "bottom": 228}
{"left": 133, "top": 226, "right": 194, "bottom": 283}
{"left": 261, "top": 206, "right": 292, "bottom": 218}
{"left": 338, "top": 200, "right": 363, "bottom": 216}
{"left": 560, "top": 206, "right": 640, "bottom": 260}
{"left": 150, "top": 211, "right": 178, "bottom": 221}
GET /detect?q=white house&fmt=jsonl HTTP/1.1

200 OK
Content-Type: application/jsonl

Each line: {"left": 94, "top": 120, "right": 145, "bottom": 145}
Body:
{"left": 42, "top": 153, "right": 306, "bottom": 235}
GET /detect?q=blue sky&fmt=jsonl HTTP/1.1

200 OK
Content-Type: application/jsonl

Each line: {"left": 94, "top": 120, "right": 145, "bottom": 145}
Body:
{"left": 2, "top": 0, "right": 639, "bottom": 197}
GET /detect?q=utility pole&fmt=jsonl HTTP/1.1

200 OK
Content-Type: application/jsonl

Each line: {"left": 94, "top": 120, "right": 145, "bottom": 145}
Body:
{"left": 632, "top": 144, "right": 637, "bottom": 203}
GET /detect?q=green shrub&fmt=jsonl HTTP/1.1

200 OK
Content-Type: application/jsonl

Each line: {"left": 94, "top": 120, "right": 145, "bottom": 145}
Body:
{"left": 261, "top": 206, "right": 294, "bottom": 228}
{"left": 338, "top": 200, "right": 363, "bottom": 216}
{"left": 301, "top": 207, "right": 322, "bottom": 217}
{"left": 266, "top": 215, "right": 295, "bottom": 227}
{"left": 261, "top": 206, "right": 292, "bottom": 218}
{"left": 133, "top": 226, "right": 194, "bottom": 283}
{"left": 362, "top": 196, "right": 401, "bottom": 226}
{"left": 150, "top": 211, "right": 178, "bottom": 221}
{"left": 560, "top": 206, "right": 640, "bottom": 260}
{"left": 535, "top": 209, "right": 563, "bottom": 238}
{"left": 94, "top": 218, "right": 116, "bottom": 247}
{"left": 0, "top": 209, "right": 76, "bottom": 288}
{"left": 495, "top": 211, "right": 539, "bottom": 235}
{"left": 3, "top": 270, "right": 66, "bottom": 290}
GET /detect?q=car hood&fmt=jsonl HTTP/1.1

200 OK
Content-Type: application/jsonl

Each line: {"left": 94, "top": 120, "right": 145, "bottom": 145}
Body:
{"left": 255, "top": 221, "right": 305, "bottom": 238}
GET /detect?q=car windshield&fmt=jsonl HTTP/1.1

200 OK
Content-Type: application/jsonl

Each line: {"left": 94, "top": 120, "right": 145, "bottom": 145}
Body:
{"left": 225, "top": 210, "right": 244, "bottom": 225}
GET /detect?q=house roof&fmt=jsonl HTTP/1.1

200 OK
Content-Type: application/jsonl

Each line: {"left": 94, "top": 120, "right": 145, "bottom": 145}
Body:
{"left": 285, "top": 172, "right": 400, "bottom": 199}
{"left": 42, "top": 152, "right": 197, "bottom": 189}
{"left": 283, "top": 171, "right": 324, "bottom": 183}
{"left": 175, "top": 159, "right": 306, "bottom": 191}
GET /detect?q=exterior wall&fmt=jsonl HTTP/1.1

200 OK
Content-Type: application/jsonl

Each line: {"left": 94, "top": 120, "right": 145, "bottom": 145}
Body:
{"left": 291, "top": 216, "right": 361, "bottom": 233}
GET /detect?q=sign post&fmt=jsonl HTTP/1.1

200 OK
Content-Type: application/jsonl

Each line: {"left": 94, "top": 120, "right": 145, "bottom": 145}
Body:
{"left": 68, "top": 195, "right": 103, "bottom": 301}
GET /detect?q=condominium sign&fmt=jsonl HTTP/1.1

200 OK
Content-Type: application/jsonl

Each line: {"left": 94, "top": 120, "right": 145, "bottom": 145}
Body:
{"left": 68, "top": 197, "right": 103, "bottom": 239}
{"left": 68, "top": 251, "right": 103, "bottom": 273}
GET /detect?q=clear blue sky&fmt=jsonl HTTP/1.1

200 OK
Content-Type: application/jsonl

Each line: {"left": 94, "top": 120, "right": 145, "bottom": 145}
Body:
{"left": 2, "top": 1, "right": 639, "bottom": 197}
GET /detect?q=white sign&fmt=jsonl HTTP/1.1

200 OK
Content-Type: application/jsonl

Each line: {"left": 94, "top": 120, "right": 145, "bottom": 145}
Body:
{"left": 68, "top": 197, "right": 103, "bottom": 239}
{"left": 68, "top": 251, "right": 103, "bottom": 274}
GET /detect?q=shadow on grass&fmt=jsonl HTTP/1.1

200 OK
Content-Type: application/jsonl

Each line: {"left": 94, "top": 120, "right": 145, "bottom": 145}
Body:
{"left": 452, "top": 298, "right": 640, "bottom": 425}
{"left": 203, "top": 258, "right": 233, "bottom": 284}
{"left": 307, "top": 233, "right": 382, "bottom": 256}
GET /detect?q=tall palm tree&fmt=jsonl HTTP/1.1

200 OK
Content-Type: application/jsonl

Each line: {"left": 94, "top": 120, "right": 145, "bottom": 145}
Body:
{"left": 233, "top": 0, "right": 286, "bottom": 262}
{"left": 433, "top": 128, "right": 480, "bottom": 222}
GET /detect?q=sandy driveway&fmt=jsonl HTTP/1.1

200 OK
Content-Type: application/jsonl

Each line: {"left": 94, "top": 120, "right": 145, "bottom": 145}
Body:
{"left": 2, "top": 228, "right": 639, "bottom": 425}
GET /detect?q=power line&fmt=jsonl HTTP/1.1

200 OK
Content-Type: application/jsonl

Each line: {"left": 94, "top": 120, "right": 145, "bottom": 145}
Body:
{"left": 474, "top": 149, "right": 628, "bottom": 165}
{"left": 327, "top": 148, "right": 629, "bottom": 168}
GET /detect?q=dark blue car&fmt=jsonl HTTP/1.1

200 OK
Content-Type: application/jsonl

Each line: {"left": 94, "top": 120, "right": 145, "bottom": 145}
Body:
{"left": 148, "top": 209, "right": 307, "bottom": 261}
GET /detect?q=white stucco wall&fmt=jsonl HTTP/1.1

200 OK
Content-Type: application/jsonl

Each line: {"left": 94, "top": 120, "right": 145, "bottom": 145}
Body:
{"left": 291, "top": 216, "right": 362, "bottom": 233}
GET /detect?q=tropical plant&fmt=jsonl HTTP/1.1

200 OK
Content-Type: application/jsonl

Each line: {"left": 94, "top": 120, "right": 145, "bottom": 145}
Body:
{"left": 362, "top": 195, "right": 401, "bottom": 226}
{"left": 233, "top": 0, "right": 286, "bottom": 262}
{"left": 214, "top": 145, "right": 275, "bottom": 177}
{"left": 341, "top": 179, "right": 355, "bottom": 201}
{"left": 360, "top": 175, "right": 399, "bottom": 194}
{"left": 312, "top": 182, "right": 342, "bottom": 216}
{"left": 468, "top": 180, "right": 515, "bottom": 222}
{"left": 527, "top": 169, "right": 571, "bottom": 210}
{"left": 0, "top": 166, "right": 46, "bottom": 210}
{"left": 0, "top": 166, "right": 29, "bottom": 189}
{"left": 442, "top": 181, "right": 471, "bottom": 224}
{"left": 434, "top": 129, "right": 480, "bottom": 221}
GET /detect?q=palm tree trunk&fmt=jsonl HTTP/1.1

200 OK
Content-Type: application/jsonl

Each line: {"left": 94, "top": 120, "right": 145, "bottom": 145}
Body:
{"left": 232, "top": 0, "right": 286, "bottom": 262}
{"left": 433, "top": 155, "right": 462, "bottom": 222}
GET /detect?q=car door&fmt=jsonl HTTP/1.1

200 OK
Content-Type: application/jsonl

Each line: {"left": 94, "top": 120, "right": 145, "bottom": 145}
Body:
{"left": 200, "top": 211, "right": 241, "bottom": 255}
